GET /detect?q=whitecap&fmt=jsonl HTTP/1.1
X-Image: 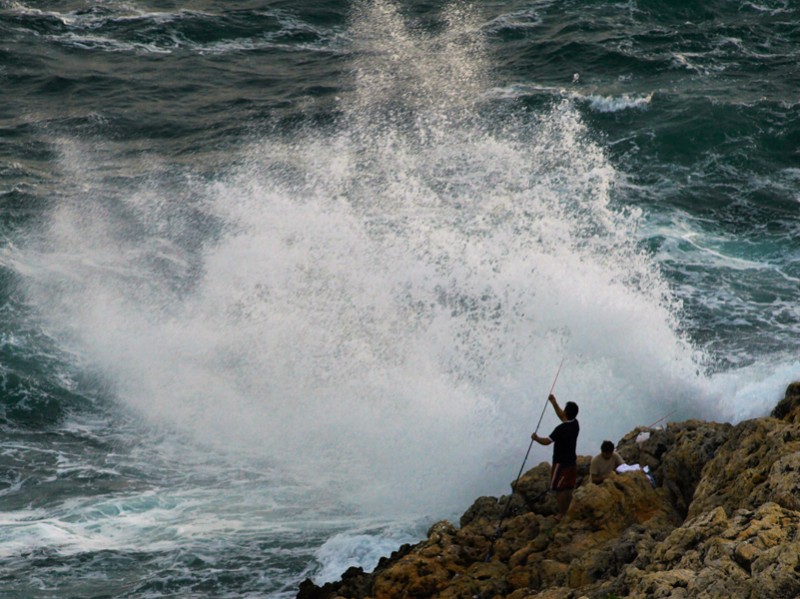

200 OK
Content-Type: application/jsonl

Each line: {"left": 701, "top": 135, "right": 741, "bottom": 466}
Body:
{"left": 585, "top": 93, "right": 653, "bottom": 112}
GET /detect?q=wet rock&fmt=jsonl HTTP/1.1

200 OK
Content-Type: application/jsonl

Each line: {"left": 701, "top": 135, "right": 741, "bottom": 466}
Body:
{"left": 771, "top": 381, "right": 800, "bottom": 422}
{"left": 459, "top": 495, "right": 504, "bottom": 528}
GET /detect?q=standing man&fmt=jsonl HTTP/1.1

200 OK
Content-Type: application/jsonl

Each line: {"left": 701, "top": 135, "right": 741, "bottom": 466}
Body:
{"left": 531, "top": 394, "right": 580, "bottom": 519}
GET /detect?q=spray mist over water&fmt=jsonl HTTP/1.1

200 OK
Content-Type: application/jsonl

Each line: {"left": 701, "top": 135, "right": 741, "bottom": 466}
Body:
{"left": 10, "top": 1, "right": 714, "bottom": 515}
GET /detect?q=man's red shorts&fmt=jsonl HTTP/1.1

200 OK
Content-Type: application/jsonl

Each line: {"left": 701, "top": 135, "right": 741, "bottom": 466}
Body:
{"left": 550, "top": 463, "right": 577, "bottom": 491}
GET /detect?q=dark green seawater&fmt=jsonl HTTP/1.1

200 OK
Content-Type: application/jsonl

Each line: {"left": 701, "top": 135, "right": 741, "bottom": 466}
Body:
{"left": 1, "top": 1, "right": 799, "bottom": 596}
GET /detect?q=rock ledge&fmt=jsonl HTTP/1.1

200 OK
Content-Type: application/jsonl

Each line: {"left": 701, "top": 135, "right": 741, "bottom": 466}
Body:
{"left": 298, "top": 383, "right": 800, "bottom": 599}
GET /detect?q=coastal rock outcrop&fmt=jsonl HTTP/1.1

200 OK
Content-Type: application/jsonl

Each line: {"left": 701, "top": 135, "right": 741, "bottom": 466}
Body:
{"left": 619, "top": 502, "right": 800, "bottom": 598}
{"left": 298, "top": 382, "right": 800, "bottom": 599}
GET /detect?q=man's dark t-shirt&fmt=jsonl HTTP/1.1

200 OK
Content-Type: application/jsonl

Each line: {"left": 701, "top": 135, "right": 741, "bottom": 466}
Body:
{"left": 548, "top": 419, "right": 579, "bottom": 466}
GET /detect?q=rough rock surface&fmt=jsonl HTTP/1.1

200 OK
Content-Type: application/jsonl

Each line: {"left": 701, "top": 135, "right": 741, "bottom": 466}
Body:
{"left": 297, "top": 383, "right": 800, "bottom": 599}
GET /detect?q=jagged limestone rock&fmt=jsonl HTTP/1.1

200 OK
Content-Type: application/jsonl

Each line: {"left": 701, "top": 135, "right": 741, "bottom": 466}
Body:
{"left": 297, "top": 382, "right": 800, "bottom": 599}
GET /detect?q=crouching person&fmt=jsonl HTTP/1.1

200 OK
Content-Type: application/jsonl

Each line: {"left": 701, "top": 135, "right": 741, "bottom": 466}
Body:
{"left": 590, "top": 440, "right": 624, "bottom": 484}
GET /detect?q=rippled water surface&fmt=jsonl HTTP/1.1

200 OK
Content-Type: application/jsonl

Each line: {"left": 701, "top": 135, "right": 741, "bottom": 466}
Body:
{"left": 1, "top": 0, "right": 799, "bottom": 596}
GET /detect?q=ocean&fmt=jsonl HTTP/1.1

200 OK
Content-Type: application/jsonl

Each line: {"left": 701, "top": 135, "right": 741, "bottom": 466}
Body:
{"left": 1, "top": 0, "right": 798, "bottom": 596}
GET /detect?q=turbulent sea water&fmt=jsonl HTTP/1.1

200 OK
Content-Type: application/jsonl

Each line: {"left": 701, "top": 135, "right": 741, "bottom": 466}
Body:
{"left": 1, "top": 0, "right": 799, "bottom": 596}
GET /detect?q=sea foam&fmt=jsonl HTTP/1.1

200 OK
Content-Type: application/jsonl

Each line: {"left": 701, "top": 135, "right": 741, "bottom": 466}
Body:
{"left": 8, "top": 0, "right": 760, "bottom": 518}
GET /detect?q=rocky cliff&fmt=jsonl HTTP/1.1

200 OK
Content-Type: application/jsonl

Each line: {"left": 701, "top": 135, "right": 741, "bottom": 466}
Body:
{"left": 298, "top": 382, "right": 800, "bottom": 599}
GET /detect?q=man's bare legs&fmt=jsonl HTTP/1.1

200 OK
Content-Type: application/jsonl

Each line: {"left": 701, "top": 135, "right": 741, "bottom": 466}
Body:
{"left": 556, "top": 489, "right": 573, "bottom": 519}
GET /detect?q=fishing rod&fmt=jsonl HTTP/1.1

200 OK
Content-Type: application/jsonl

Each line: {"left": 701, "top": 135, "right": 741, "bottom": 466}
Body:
{"left": 511, "top": 357, "right": 564, "bottom": 491}
{"left": 645, "top": 409, "right": 676, "bottom": 429}
{"left": 484, "top": 357, "right": 564, "bottom": 562}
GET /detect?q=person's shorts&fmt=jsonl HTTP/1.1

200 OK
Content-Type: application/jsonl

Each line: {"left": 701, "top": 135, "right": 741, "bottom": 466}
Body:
{"left": 550, "top": 463, "right": 577, "bottom": 491}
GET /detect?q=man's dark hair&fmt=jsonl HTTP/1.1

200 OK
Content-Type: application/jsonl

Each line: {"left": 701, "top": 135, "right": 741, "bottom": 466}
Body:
{"left": 601, "top": 440, "right": 614, "bottom": 453}
{"left": 564, "top": 401, "right": 579, "bottom": 419}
